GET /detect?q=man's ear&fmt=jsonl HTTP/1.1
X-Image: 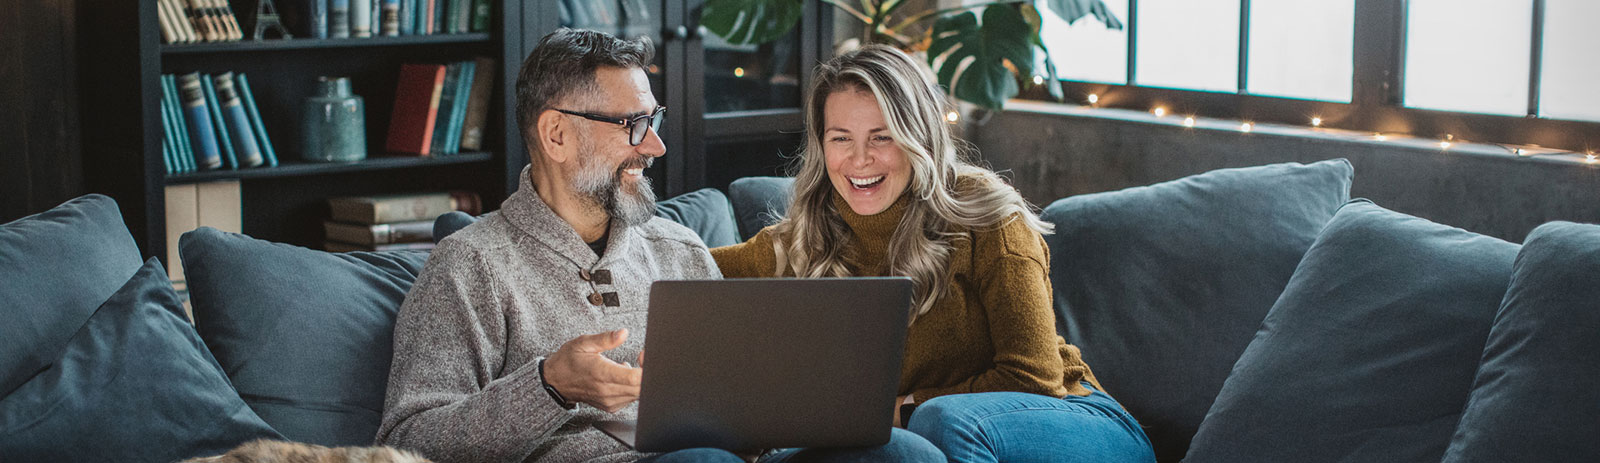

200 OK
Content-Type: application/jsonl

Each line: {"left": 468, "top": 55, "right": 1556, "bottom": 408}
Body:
{"left": 535, "top": 109, "right": 571, "bottom": 164}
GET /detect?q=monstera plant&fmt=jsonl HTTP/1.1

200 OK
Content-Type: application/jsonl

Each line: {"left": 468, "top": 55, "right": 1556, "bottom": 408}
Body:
{"left": 701, "top": 0, "right": 1123, "bottom": 109}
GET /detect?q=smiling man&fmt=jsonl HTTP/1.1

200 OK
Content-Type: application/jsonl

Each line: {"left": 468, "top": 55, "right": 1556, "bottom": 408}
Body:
{"left": 375, "top": 29, "right": 729, "bottom": 463}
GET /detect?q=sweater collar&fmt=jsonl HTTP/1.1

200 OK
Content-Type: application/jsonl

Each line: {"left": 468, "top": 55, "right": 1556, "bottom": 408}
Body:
{"left": 501, "top": 165, "right": 630, "bottom": 267}
{"left": 833, "top": 188, "right": 911, "bottom": 265}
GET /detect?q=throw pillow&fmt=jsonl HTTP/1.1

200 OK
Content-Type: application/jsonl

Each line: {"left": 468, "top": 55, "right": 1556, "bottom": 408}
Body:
{"left": 0, "top": 194, "right": 143, "bottom": 396}
{"left": 1184, "top": 199, "right": 1518, "bottom": 463}
{"left": 1040, "top": 159, "right": 1353, "bottom": 461}
{"left": 654, "top": 187, "right": 740, "bottom": 248}
{"left": 180, "top": 227, "right": 430, "bottom": 446}
{"left": 727, "top": 176, "right": 794, "bottom": 241}
{"left": 0, "top": 257, "right": 281, "bottom": 461}
{"left": 1442, "top": 221, "right": 1600, "bottom": 462}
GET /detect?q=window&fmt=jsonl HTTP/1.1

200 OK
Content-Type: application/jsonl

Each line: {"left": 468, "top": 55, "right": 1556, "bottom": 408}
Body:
{"left": 1537, "top": 0, "right": 1600, "bottom": 122}
{"left": 1037, "top": 0, "right": 1128, "bottom": 84}
{"left": 1248, "top": 0, "right": 1354, "bottom": 102}
{"left": 1135, "top": 0, "right": 1238, "bottom": 93}
{"left": 1403, "top": 0, "right": 1531, "bottom": 116}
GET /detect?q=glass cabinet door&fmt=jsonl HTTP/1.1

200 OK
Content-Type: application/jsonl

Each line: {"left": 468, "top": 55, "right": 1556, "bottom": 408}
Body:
{"left": 701, "top": 26, "right": 803, "bottom": 114}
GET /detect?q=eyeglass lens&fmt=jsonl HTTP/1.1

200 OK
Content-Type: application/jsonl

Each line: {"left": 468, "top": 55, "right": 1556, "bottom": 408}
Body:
{"left": 630, "top": 108, "right": 666, "bottom": 146}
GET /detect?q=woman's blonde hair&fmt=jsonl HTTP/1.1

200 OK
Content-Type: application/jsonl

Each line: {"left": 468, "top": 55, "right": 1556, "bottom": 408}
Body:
{"left": 768, "top": 44, "right": 1052, "bottom": 322}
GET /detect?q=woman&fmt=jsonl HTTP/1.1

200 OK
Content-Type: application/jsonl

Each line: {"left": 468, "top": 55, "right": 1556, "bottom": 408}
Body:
{"left": 712, "top": 45, "right": 1156, "bottom": 463}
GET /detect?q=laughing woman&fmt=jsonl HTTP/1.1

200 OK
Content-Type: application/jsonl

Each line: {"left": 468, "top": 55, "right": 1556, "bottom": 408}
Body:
{"left": 711, "top": 45, "right": 1156, "bottom": 463}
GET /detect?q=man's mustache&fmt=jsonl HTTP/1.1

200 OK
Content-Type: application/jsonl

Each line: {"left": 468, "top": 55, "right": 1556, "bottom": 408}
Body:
{"left": 618, "top": 157, "right": 654, "bottom": 172}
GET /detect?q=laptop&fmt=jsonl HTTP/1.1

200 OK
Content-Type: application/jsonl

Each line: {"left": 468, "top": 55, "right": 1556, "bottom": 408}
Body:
{"left": 595, "top": 277, "right": 914, "bottom": 453}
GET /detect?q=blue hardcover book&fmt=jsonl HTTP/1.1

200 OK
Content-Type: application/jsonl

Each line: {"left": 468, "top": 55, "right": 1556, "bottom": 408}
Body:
{"left": 398, "top": 0, "right": 413, "bottom": 35}
{"left": 445, "top": 60, "right": 474, "bottom": 154}
{"left": 433, "top": 0, "right": 445, "bottom": 34}
{"left": 310, "top": 0, "right": 329, "bottom": 38}
{"left": 429, "top": 62, "right": 461, "bottom": 155}
{"left": 201, "top": 76, "right": 239, "bottom": 170}
{"left": 235, "top": 73, "right": 279, "bottom": 167}
{"left": 330, "top": 0, "right": 351, "bottom": 38}
{"left": 159, "top": 86, "right": 177, "bottom": 175}
{"left": 177, "top": 73, "right": 223, "bottom": 170}
{"left": 213, "top": 73, "right": 264, "bottom": 168}
{"left": 162, "top": 76, "right": 192, "bottom": 173}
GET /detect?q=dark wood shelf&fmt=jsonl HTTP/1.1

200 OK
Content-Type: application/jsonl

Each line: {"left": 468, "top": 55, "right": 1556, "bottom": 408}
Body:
{"left": 161, "top": 33, "right": 492, "bottom": 55}
{"left": 164, "top": 151, "right": 493, "bottom": 184}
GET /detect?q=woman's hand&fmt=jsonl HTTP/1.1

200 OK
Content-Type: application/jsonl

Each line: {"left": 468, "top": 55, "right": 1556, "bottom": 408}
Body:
{"left": 892, "top": 394, "right": 915, "bottom": 428}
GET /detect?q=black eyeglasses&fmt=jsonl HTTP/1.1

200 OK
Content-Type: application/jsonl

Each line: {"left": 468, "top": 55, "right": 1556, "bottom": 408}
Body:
{"left": 555, "top": 106, "right": 666, "bottom": 146}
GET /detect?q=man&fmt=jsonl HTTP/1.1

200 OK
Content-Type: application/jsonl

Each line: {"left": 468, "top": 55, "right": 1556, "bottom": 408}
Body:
{"left": 375, "top": 29, "right": 727, "bottom": 463}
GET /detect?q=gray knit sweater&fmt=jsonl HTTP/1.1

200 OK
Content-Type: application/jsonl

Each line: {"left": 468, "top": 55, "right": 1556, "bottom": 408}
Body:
{"left": 376, "top": 169, "right": 721, "bottom": 463}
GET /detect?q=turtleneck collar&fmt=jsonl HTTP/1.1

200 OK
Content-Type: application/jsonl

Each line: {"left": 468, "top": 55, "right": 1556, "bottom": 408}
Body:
{"left": 832, "top": 188, "right": 911, "bottom": 273}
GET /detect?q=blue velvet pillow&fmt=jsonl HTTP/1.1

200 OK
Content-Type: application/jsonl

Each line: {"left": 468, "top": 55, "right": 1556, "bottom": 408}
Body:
{"left": 727, "top": 176, "right": 794, "bottom": 241}
{"left": 655, "top": 187, "right": 740, "bottom": 248}
{"left": 180, "top": 227, "right": 429, "bottom": 446}
{"left": 0, "top": 257, "right": 281, "bottom": 461}
{"left": 1185, "top": 199, "right": 1518, "bottom": 463}
{"left": 1040, "top": 160, "right": 1352, "bottom": 461}
{"left": 0, "top": 194, "right": 143, "bottom": 396}
{"left": 1442, "top": 221, "right": 1600, "bottom": 462}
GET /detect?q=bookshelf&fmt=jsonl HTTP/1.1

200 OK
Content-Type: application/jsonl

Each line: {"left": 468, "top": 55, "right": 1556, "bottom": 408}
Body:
{"left": 80, "top": 0, "right": 524, "bottom": 260}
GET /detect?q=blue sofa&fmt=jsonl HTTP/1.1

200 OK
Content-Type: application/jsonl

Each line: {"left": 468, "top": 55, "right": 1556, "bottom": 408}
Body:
{"left": 3, "top": 160, "right": 1597, "bottom": 462}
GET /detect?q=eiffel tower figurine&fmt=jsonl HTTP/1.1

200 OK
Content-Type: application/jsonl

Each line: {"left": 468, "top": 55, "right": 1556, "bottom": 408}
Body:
{"left": 252, "top": 0, "right": 293, "bottom": 41}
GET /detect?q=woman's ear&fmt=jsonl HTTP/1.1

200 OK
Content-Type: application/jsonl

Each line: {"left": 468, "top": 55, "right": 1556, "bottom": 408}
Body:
{"left": 536, "top": 109, "right": 571, "bottom": 164}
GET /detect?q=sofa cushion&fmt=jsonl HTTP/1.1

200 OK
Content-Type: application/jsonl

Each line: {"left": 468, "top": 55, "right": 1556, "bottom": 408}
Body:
{"left": 1184, "top": 199, "right": 1518, "bottom": 463}
{"left": 0, "top": 194, "right": 143, "bottom": 396}
{"left": 1442, "top": 221, "right": 1600, "bottom": 462}
{"left": 1039, "top": 159, "right": 1352, "bottom": 461}
{"left": 180, "top": 227, "right": 429, "bottom": 446}
{"left": 727, "top": 176, "right": 794, "bottom": 241}
{"left": 654, "top": 187, "right": 740, "bottom": 248}
{"left": 0, "top": 257, "right": 280, "bottom": 461}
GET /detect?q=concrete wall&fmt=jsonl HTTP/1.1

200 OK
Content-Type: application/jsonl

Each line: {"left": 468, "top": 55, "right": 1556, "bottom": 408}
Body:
{"left": 970, "top": 101, "right": 1600, "bottom": 243}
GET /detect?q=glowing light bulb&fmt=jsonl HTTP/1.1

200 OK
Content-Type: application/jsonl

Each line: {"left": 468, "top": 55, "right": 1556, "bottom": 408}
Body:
{"left": 1152, "top": 107, "right": 1167, "bottom": 117}
{"left": 1587, "top": 153, "right": 1597, "bottom": 163}
{"left": 1240, "top": 122, "right": 1254, "bottom": 133}
{"left": 1372, "top": 133, "right": 1388, "bottom": 141}
{"left": 733, "top": 67, "right": 745, "bottom": 78}
{"left": 1516, "top": 148, "right": 1529, "bottom": 156}
{"left": 945, "top": 111, "right": 960, "bottom": 123}
{"left": 1310, "top": 117, "right": 1323, "bottom": 127}
{"left": 1439, "top": 141, "right": 1452, "bottom": 150}
{"left": 1182, "top": 116, "right": 1195, "bottom": 127}
{"left": 1086, "top": 93, "right": 1099, "bottom": 105}
{"left": 1032, "top": 75, "right": 1045, "bottom": 85}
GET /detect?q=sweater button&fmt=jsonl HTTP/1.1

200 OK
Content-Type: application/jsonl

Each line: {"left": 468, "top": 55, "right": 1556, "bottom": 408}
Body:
{"left": 587, "top": 292, "right": 604, "bottom": 306}
{"left": 579, "top": 269, "right": 592, "bottom": 281}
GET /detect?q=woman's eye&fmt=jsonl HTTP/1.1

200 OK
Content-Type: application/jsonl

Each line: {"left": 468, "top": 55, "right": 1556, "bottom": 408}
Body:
{"left": 830, "top": 136, "right": 850, "bottom": 143}
{"left": 871, "top": 136, "right": 893, "bottom": 144}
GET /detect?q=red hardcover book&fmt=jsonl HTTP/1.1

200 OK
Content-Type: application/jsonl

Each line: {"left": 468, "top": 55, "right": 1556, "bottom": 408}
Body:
{"left": 385, "top": 63, "right": 447, "bottom": 156}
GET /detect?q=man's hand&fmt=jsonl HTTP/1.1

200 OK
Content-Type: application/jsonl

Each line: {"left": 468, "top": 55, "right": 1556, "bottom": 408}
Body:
{"left": 544, "top": 329, "right": 644, "bottom": 413}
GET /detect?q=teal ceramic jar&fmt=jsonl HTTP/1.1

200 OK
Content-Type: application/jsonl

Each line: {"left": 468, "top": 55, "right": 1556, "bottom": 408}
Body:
{"left": 302, "top": 76, "right": 366, "bottom": 162}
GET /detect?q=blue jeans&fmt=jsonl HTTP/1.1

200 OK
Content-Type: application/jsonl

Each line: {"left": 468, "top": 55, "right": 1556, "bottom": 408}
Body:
{"left": 635, "top": 428, "right": 943, "bottom": 463}
{"left": 906, "top": 385, "right": 1155, "bottom": 463}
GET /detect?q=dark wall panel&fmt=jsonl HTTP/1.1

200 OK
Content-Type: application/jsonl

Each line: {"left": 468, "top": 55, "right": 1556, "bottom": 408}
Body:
{"left": 1, "top": 0, "right": 83, "bottom": 223}
{"left": 971, "top": 108, "right": 1600, "bottom": 243}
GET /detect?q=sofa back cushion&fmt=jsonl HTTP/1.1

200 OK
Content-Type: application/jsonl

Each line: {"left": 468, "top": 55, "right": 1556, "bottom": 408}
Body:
{"left": 1039, "top": 160, "right": 1352, "bottom": 461}
{"left": 1184, "top": 199, "right": 1518, "bottom": 463}
{"left": 180, "top": 227, "right": 429, "bottom": 446}
{"left": 0, "top": 194, "right": 143, "bottom": 396}
{"left": 727, "top": 176, "right": 794, "bottom": 241}
{"left": 1442, "top": 221, "right": 1600, "bottom": 462}
{"left": 0, "top": 257, "right": 280, "bottom": 461}
{"left": 432, "top": 188, "right": 741, "bottom": 248}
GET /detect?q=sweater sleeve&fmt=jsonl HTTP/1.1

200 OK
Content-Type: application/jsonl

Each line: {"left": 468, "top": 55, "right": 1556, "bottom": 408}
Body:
{"left": 710, "top": 227, "right": 780, "bottom": 278}
{"left": 374, "top": 243, "right": 572, "bottom": 463}
{"left": 910, "top": 220, "right": 1069, "bottom": 402}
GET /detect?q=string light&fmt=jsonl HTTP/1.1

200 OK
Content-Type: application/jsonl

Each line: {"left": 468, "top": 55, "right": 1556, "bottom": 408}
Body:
{"left": 1310, "top": 117, "right": 1323, "bottom": 127}
{"left": 733, "top": 67, "right": 745, "bottom": 78}
{"left": 1152, "top": 107, "right": 1167, "bottom": 117}
{"left": 1587, "top": 152, "right": 1597, "bottom": 163}
{"left": 1515, "top": 148, "right": 1530, "bottom": 156}
{"left": 1032, "top": 75, "right": 1045, "bottom": 85}
{"left": 1182, "top": 116, "right": 1196, "bottom": 128}
{"left": 1372, "top": 133, "right": 1388, "bottom": 141}
{"left": 946, "top": 111, "right": 960, "bottom": 123}
{"left": 1086, "top": 93, "right": 1099, "bottom": 105}
{"left": 1439, "top": 134, "right": 1454, "bottom": 150}
{"left": 1239, "top": 122, "right": 1254, "bottom": 133}
{"left": 1440, "top": 140, "right": 1452, "bottom": 150}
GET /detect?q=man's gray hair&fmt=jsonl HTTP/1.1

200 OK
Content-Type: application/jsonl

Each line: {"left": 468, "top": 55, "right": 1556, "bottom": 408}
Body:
{"left": 514, "top": 28, "right": 654, "bottom": 151}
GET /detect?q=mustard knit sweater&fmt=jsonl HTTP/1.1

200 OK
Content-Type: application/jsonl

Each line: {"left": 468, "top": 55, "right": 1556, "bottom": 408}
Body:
{"left": 710, "top": 192, "right": 1102, "bottom": 402}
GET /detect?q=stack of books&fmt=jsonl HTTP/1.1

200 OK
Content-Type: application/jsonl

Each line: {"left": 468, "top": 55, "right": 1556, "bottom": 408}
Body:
{"left": 157, "top": 0, "right": 244, "bottom": 44}
{"left": 386, "top": 58, "right": 495, "bottom": 156}
{"left": 324, "top": 190, "right": 482, "bottom": 252}
{"left": 161, "top": 71, "right": 280, "bottom": 176}
{"left": 291, "top": 0, "right": 490, "bottom": 39}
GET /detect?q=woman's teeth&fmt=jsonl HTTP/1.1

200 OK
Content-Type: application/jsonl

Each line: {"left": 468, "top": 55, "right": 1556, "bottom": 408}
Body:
{"left": 849, "top": 175, "right": 885, "bottom": 189}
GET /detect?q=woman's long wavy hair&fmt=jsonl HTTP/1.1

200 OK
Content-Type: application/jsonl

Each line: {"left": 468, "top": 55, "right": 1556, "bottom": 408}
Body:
{"left": 768, "top": 44, "right": 1053, "bottom": 322}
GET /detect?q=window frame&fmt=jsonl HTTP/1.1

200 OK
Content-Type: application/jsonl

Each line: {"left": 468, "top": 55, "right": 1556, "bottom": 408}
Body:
{"left": 1021, "top": 0, "right": 1600, "bottom": 154}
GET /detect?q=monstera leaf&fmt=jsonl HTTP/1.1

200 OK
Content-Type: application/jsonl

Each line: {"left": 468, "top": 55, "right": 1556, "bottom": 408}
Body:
{"left": 1045, "top": 0, "right": 1124, "bottom": 28}
{"left": 928, "top": 5, "right": 1034, "bottom": 109}
{"left": 701, "top": 0, "right": 804, "bottom": 46}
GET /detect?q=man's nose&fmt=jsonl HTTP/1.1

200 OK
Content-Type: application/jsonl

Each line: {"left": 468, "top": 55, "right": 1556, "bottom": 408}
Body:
{"left": 637, "top": 125, "right": 666, "bottom": 158}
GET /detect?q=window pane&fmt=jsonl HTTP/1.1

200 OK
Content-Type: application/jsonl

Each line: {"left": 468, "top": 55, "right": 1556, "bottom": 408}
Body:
{"left": 1135, "top": 0, "right": 1239, "bottom": 92}
{"left": 1038, "top": 0, "right": 1128, "bottom": 84}
{"left": 1247, "top": 0, "right": 1354, "bottom": 102}
{"left": 1403, "top": 0, "right": 1531, "bottom": 116}
{"left": 1538, "top": 0, "right": 1600, "bottom": 122}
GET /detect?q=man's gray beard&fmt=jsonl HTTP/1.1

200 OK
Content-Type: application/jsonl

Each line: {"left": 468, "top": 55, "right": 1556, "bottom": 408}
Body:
{"left": 572, "top": 147, "right": 657, "bottom": 227}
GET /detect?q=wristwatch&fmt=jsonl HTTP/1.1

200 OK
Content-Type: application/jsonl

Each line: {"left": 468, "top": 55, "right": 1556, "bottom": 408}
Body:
{"left": 538, "top": 358, "right": 576, "bottom": 410}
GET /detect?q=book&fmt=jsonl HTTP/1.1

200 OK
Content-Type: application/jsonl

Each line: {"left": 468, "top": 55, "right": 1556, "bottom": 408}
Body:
{"left": 381, "top": 0, "right": 400, "bottom": 36}
{"left": 386, "top": 63, "right": 447, "bottom": 155}
{"left": 159, "top": 76, "right": 184, "bottom": 174}
{"left": 324, "top": 219, "right": 434, "bottom": 245}
{"left": 429, "top": 62, "right": 462, "bottom": 156}
{"left": 445, "top": 60, "right": 474, "bottom": 154}
{"left": 432, "top": 0, "right": 444, "bottom": 33}
{"left": 469, "top": 0, "right": 489, "bottom": 32}
{"left": 451, "top": 0, "right": 470, "bottom": 33}
{"left": 160, "top": 102, "right": 178, "bottom": 174}
{"left": 351, "top": 0, "right": 372, "bottom": 37}
{"left": 181, "top": 0, "right": 216, "bottom": 42}
{"left": 235, "top": 73, "right": 278, "bottom": 168}
{"left": 177, "top": 73, "right": 222, "bottom": 170}
{"left": 164, "top": 184, "right": 200, "bottom": 284}
{"left": 327, "top": 190, "right": 481, "bottom": 224}
{"left": 422, "top": 0, "right": 434, "bottom": 34}
{"left": 200, "top": 75, "right": 239, "bottom": 169}
{"left": 398, "top": 0, "right": 414, "bottom": 35}
{"left": 211, "top": 0, "right": 243, "bottom": 40}
{"left": 212, "top": 73, "right": 264, "bottom": 168}
{"left": 459, "top": 56, "right": 494, "bottom": 151}
{"left": 331, "top": 0, "right": 351, "bottom": 37}
{"left": 156, "top": 0, "right": 179, "bottom": 44}
{"left": 309, "top": 0, "right": 329, "bottom": 38}
{"left": 324, "top": 241, "right": 437, "bottom": 252}
{"left": 163, "top": 75, "right": 197, "bottom": 173}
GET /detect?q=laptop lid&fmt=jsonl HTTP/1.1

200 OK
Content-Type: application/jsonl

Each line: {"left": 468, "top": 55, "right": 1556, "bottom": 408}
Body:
{"left": 631, "top": 277, "right": 913, "bottom": 453}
